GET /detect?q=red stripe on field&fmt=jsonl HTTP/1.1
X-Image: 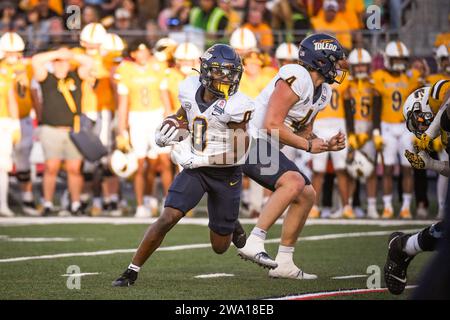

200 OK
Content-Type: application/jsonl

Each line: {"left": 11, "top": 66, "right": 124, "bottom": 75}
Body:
{"left": 289, "top": 288, "right": 389, "bottom": 300}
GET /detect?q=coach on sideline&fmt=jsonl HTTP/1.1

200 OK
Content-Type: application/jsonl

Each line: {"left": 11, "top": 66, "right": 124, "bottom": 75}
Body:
{"left": 32, "top": 47, "right": 93, "bottom": 216}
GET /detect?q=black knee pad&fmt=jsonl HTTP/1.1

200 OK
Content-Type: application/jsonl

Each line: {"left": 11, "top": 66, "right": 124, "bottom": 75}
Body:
{"left": 16, "top": 170, "right": 31, "bottom": 183}
{"left": 83, "top": 172, "right": 94, "bottom": 182}
{"left": 102, "top": 167, "right": 114, "bottom": 177}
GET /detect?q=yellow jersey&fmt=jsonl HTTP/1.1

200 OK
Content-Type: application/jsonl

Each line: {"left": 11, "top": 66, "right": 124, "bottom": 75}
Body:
{"left": 114, "top": 60, "right": 164, "bottom": 112}
{"left": 0, "top": 59, "right": 34, "bottom": 119}
{"left": 0, "top": 71, "right": 12, "bottom": 118}
{"left": 346, "top": 78, "right": 375, "bottom": 122}
{"left": 372, "top": 69, "right": 421, "bottom": 123}
{"left": 239, "top": 72, "right": 273, "bottom": 99}
{"left": 160, "top": 67, "right": 186, "bottom": 113}
{"left": 427, "top": 73, "right": 450, "bottom": 86}
{"left": 316, "top": 79, "right": 349, "bottom": 120}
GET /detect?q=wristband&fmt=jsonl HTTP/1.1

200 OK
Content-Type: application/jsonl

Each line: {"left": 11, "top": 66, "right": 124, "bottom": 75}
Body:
{"left": 306, "top": 139, "right": 312, "bottom": 152}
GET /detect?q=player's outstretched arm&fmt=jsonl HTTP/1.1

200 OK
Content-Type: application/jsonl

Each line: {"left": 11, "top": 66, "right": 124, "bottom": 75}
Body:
{"left": 263, "top": 79, "right": 328, "bottom": 153}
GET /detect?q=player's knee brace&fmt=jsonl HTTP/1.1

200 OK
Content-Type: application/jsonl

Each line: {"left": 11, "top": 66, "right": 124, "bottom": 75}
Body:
{"left": 83, "top": 172, "right": 94, "bottom": 182}
{"left": 102, "top": 167, "right": 114, "bottom": 178}
{"left": 16, "top": 170, "right": 31, "bottom": 183}
{"left": 418, "top": 222, "right": 444, "bottom": 252}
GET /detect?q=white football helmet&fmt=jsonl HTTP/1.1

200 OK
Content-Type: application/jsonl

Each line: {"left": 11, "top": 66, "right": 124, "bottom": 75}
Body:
{"left": 348, "top": 48, "right": 372, "bottom": 79}
{"left": 403, "top": 87, "right": 434, "bottom": 137}
{"left": 154, "top": 37, "right": 178, "bottom": 62}
{"left": 80, "top": 23, "right": 107, "bottom": 45}
{"left": 110, "top": 149, "right": 138, "bottom": 179}
{"left": 275, "top": 43, "right": 299, "bottom": 62}
{"left": 101, "top": 33, "right": 125, "bottom": 53}
{"left": 435, "top": 45, "right": 450, "bottom": 74}
{"left": 347, "top": 150, "right": 374, "bottom": 180}
{"left": 229, "top": 28, "right": 257, "bottom": 52}
{"left": 0, "top": 32, "right": 25, "bottom": 52}
{"left": 384, "top": 41, "right": 409, "bottom": 72}
{"left": 174, "top": 42, "right": 201, "bottom": 60}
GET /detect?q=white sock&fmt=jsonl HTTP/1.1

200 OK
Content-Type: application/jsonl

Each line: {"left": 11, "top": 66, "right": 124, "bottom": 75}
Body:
{"left": 44, "top": 200, "right": 54, "bottom": 209}
{"left": 110, "top": 193, "right": 119, "bottom": 203}
{"left": 93, "top": 197, "right": 102, "bottom": 208}
{"left": 383, "top": 194, "right": 393, "bottom": 209}
{"left": 276, "top": 245, "right": 295, "bottom": 263}
{"left": 404, "top": 233, "right": 422, "bottom": 256}
{"left": 128, "top": 263, "right": 140, "bottom": 272}
{"left": 0, "top": 170, "right": 8, "bottom": 209}
{"left": 401, "top": 193, "right": 412, "bottom": 211}
{"left": 80, "top": 193, "right": 90, "bottom": 203}
{"left": 367, "top": 197, "right": 376, "bottom": 209}
{"left": 242, "top": 189, "right": 250, "bottom": 203}
{"left": 71, "top": 201, "right": 81, "bottom": 212}
{"left": 250, "top": 227, "right": 267, "bottom": 241}
{"left": 22, "top": 191, "right": 33, "bottom": 203}
{"left": 437, "top": 176, "right": 448, "bottom": 211}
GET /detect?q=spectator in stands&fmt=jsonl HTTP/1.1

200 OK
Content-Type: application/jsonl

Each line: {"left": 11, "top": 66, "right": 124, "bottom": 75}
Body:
{"left": 31, "top": 47, "right": 93, "bottom": 216}
{"left": 137, "top": 0, "right": 162, "bottom": 25}
{"left": 146, "top": 20, "right": 161, "bottom": 48}
{"left": 337, "top": 0, "right": 364, "bottom": 30}
{"left": 47, "top": 17, "right": 68, "bottom": 49}
{"left": 242, "top": 1, "right": 274, "bottom": 53}
{"left": 25, "top": 7, "right": 51, "bottom": 53}
{"left": 35, "top": 0, "right": 60, "bottom": 21}
{"left": 270, "top": 0, "right": 311, "bottom": 44}
{"left": 83, "top": 5, "right": 101, "bottom": 26}
{"left": 158, "top": 0, "right": 190, "bottom": 32}
{"left": 311, "top": 0, "right": 352, "bottom": 51}
{"left": 112, "top": 8, "right": 138, "bottom": 43}
{"left": 0, "top": 1, "right": 18, "bottom": 32}
{"left": 189, "top": 0, "right": 229, "bottom": 46}
{"left": 19, "top": 0, "right": 64, "bottom": 16}
{"left": 219, "top": 0, "right": 242, "bottom": 35}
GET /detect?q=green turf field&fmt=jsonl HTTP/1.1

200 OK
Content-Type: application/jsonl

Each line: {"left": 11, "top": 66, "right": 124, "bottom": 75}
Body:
{"left": 0, "top": 218, "right": 434, "bottom": 300}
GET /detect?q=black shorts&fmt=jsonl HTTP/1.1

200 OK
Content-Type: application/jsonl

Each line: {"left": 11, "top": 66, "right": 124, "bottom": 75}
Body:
{"left": 243, "top": 137, "right": 310, "bottom": 191}
{"left": 164, "top": 166, "right": 242, "bottom": 236}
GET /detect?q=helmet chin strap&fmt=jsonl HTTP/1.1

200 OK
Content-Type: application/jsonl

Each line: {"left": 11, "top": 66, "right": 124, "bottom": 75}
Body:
{"left": 217, "top": 83, "right": 230, "bottom": 100}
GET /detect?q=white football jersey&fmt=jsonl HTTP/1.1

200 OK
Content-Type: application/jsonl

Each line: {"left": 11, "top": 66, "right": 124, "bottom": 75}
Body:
{"left": 250, "top": 64, "right": 332, "bottom": 137}
{"left": 178, "top": 76, "right": 255, "bottom": 160}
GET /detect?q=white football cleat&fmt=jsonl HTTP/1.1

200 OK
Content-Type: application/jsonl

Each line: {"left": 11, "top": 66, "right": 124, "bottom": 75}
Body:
{"left": 134, "top": 205, "right": 151, "bottom": 218}
{"left": 0, "top": 207, "right": 14, "bottom": 217}
{"left": 366, "top": 206, "right": 379, "bottom": 219}
{"left": 268, "top": 262, "right": 318, "bottom": 280}
{"left": 237, "top": 235, "right": 278, "bottom": 269}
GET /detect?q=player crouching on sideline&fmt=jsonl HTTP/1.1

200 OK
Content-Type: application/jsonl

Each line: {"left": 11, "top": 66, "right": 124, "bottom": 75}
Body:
{"left": 0, "top": 50, "right": 20, "bottom": 217}
{"left": 0, "top": 32, "right": 40, "bottom": 216}
{"left": 112, "top": 44, "right": 254, "bottom": 286}
{"left": 237, "top": 34, "right": 346, "bottom": 279}
{"left": 344, "top": 48, "right": 380, "bottom": 219}
{"left": 384, "top": 81, "right": 449, "bottom": 295}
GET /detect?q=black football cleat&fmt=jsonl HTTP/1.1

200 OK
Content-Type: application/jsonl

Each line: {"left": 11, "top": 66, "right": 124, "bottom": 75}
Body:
{"left": 384, "top": 232, "right": 414, "bottom": 295}
{"left": 112, "top": 269, "right": 138, "bottom": 287}
{"left": 232, "top": 220, "right": 247, "bottom": 249}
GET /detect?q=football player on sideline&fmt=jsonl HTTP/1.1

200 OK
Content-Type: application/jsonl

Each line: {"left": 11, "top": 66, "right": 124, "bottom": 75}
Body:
{"left": 372, "top": 41, "right": 422, "bottom": 219}
{"left": 238, "top": 34, "right": 347, "bottom": 279}
{"left": 112, "top": 44, "right": 254, "bottom": 286}
{"left": 0, "top": 32, "right": 40, "bottom": 216}
{"left": 384, "top": 82, "right": 449, "bottom": 295}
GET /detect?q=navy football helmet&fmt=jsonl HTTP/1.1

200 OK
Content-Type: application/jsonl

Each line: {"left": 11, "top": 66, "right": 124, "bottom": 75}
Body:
{"left": 298, "top": 33, "right": 347, "bottom": 84}
{"left": 199, "top": 44, "right": 243, "bottom": 99}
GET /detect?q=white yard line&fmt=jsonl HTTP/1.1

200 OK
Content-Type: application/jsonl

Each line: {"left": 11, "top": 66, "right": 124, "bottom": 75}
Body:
{"left": 194, "top": 273, "right": 235, "bottom": 279}
{"left": 0, "top": 217, "right": 437, "bottom": 226}
{"left": 0, "top": 235, "right": 75, "bottom": 242}
{"left": 267, "top": 285, "right": 418, "bottom": 300}
{"left": 61, "top": 272, "right": 100, "bottom": 277}
{"left": 0, "top": 228, "right": 420, "bottom": 263}
{"left": 332, "top": 275, "right": 368, "bottom": 280}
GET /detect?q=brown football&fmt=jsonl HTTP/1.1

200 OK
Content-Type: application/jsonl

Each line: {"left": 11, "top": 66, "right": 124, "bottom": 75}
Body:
{"left": 161, "top": 115, "right": 190, "bottom": 142}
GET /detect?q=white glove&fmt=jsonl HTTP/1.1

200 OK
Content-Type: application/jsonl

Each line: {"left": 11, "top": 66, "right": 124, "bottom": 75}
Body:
{"left": 155, "top": 123, "right": 179, "bottom": 147}
{"left": 171, "top": 139, "right": 209, "bottom": 169}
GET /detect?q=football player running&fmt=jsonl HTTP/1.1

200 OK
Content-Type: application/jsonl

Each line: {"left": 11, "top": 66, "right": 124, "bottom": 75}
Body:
{"left": 237, "top": 33, "right": 347, "bottom": 279}
{"left": 344, "top": 48, "right": 379, "bottom": 219}
{"left": 112, "top": 44, "right": 254, "bottom": 286}
{"left": 384, "top": 81, "right": 449, "bottom": 295}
